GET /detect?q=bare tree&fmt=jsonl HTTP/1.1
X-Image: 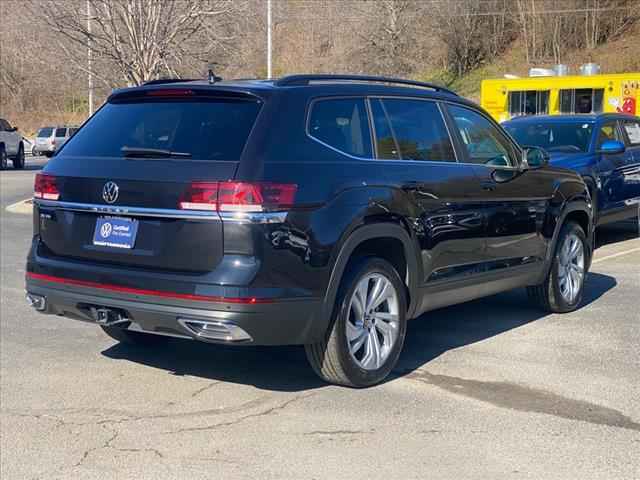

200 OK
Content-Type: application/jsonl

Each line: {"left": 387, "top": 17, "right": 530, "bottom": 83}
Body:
{"left": 35, "top": 0, "right": 243, "bottom": 86}
{"left": 515, "top": 0, "right": 639, "bottom": 64}
{"left": 433, "top": 0, "right": 514, "bottom": 77}
{"left": 353, "top": 0, "right": 430, "bottom": 76}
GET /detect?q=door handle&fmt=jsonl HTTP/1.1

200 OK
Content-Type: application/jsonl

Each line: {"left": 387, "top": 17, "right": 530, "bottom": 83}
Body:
{"left": 481, "top": 180, "right": 496, "bottom": 191}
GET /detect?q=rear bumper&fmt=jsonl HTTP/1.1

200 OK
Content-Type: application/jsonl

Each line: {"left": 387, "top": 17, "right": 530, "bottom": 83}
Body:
{"left": 25, "top": 278, "right": 321, "bottom": 346}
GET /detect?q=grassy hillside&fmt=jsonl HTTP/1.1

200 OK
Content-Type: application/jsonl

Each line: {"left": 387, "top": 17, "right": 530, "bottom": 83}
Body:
{"left": 421, "top": 22, "right": 640, "bottom": 101}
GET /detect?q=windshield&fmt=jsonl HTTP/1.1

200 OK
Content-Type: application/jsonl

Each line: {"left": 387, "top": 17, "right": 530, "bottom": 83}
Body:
{"left": 37, "top": 128, "right": 53, "bottom": 137}
{"left": 61, "top": 99, "right": 261, "bottom": 161}
{"left": 505, "top": 121, "right": 593, "bottom": 153}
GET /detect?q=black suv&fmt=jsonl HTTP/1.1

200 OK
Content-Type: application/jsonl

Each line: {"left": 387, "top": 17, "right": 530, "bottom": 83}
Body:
{"left": 26, "top": 74, "right": 593, "bottom": 387}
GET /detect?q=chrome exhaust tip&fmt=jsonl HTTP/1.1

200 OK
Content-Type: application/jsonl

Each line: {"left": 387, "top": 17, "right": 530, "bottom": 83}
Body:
{"left": 89, "top": 307, "right": 129, "bottom": 326}
{"left": 178, "top": 318, "right": 252, "bottom": 342}
{"left": 26, "top": 293, "right": 46, "bottom": 311}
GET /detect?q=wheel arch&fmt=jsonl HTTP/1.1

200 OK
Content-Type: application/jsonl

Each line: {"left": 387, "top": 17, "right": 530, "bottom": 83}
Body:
{"left": 313, "top": 222, "right": 420, "bottom": 342}
{"left": 542, "top": 201, "right": 594, "bottom": 281}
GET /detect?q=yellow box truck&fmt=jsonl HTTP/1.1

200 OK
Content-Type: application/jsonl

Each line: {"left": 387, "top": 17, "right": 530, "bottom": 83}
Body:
{"left": 481, "top": 71, "right": 639, "bottom": 123}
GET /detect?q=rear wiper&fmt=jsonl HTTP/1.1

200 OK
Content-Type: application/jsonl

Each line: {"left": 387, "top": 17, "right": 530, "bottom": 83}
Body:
{"left": 121, "top": 146, "right": 191, "bottom": 158}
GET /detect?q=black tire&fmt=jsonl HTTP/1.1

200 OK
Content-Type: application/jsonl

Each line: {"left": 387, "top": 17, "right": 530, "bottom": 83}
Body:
{"left": 31, "top": 145, "right": 37, "bottom": 157}
{"left": 13, "top": 144, "right": 25, "bottom": 169}
{"left": 305, "top": 257, "right": 407, "bottom": 388}
{"left": 528, "top": 221, "right": 589, "bottom": 313}
{"left": 0, "top": 145, "right": 7, "bottom": 170}
{"left": 101, "top": 324, "right": 168, "bottom": 347}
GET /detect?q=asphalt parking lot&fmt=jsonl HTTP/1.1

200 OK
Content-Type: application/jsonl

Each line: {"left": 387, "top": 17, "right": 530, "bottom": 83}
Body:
{"left": 1, "top": 162, "right": 639, "bottom": 479}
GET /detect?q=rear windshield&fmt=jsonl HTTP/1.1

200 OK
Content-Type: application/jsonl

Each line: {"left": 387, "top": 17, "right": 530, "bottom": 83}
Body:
{"left": 61, "top": 99, "right": 261, "bottom": 161}
{"left": 55, "top": 128, "right": 68, "bottom": 137}
{"left": 37, "top": 128, "right": 53, "bottom": 137}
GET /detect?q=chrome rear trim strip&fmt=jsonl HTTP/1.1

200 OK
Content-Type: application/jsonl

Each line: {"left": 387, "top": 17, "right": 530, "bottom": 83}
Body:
{"left": 219, "top": 211, "right": 288, "bottom": 224}
{"left": 33, "top": 199, "right": 288, "bottom": 223}
{"left": 34, "top": 199, "right": 220, "bottom": 220}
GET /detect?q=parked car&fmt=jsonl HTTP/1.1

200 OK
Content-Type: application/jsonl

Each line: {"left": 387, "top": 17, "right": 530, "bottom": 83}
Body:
{"left": 34, "top": 126, "right": 79, "bottom": 157}
{"left": 0, "top": 118, "right": 25, "bottom": 169}
{"left": 504, "top": 114, "right": 640, "bottom": 229}
{"left": 25, "top": 74, "right": 593, "bottom": 387}
{"left": 34, "top": 127, "right": 56, "bottom": 157}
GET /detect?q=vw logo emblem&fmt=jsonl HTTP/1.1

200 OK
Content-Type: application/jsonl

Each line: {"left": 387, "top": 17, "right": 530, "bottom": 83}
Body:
{"left": 100, "top": 222, "right": 112, "bottom": 238}
{"left": 102, "top": 181, "right": 119, "bottom": 204}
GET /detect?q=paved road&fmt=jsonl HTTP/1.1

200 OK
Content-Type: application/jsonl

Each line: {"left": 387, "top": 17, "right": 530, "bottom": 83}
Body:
{"left": 1, "top": 164, "right": 639, "bottom": 479}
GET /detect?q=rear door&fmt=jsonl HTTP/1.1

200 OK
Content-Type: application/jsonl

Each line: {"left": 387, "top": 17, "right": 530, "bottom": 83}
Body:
{"left": 36, "top": 91, "right": 262, "bottom": 273}
{"left": 369, "top": 97, "right": 486, "bottom": 293}
{"left": 619, "top": 117, "right": 640, "bottom": 207}
{"left": 443, "top": 103, "right": 549, "bottom": 272}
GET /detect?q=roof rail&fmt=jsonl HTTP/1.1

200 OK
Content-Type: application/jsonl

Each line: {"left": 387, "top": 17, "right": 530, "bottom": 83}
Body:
{"left": 143, "top": 78, "right": 197, "bottom": 86}
{"left": 274, "top": 74, "right": 457, "bottom": 96}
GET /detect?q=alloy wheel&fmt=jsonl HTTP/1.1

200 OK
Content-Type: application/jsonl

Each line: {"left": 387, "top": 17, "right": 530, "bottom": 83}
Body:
{"left": 346, "top": 273, "right": 400, "bottom": 371}
{"left": 557, "top": 232, "right": 585, "bottom": 304}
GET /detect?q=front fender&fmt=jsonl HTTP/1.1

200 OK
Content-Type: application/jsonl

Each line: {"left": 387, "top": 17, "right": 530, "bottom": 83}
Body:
{"left": 539, "top": 176, "right": 594, "bottom": 281}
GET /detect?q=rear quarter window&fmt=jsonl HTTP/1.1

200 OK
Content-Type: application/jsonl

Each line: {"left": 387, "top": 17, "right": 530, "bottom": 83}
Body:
{"left": 307, "top": 98, "right": 372, "bottom": 158}
{"left": 60, "top": 98, "right": 262, "bottom": 161}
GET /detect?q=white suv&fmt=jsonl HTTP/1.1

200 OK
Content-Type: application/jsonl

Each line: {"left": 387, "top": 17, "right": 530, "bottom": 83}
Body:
{"left": 0, "top": 118, "right": 25, "bottom": 169}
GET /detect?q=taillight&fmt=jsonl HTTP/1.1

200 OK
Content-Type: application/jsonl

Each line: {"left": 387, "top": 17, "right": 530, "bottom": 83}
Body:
{"left": 218, "top": 182, "right": 297, "bottom": 212}
{"left": 179, "top": 182, "right": 297, "bottom": 212}
{"left": 178, "top": 182, "right": 218, "bottom": 211}
{"left": 34, "top": 173, "right": 60, "bottom": 200}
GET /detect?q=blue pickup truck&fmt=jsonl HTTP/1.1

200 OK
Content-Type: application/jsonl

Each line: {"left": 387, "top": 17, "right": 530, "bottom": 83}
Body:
{"left": 504, "top": 113, "right": 640, "bottom": 228}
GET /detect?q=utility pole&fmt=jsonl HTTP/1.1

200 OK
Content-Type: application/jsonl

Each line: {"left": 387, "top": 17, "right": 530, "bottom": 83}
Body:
{"left": 87, "top": 0, "right": 94, "bottom": 116}
{"left": 267, "top": 0, "right": 272, "bottom": 78}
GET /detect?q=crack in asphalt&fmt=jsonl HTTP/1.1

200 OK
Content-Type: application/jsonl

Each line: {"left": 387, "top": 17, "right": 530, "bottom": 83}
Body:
{"left": 303, "top": 429, "right": 373, "bottom": 436}
{"left": 165, "top": 393, "right": 316, "bottom": 435}
{"left": 402, "top": 369, "right": 640, "bottom": 432}
{"left": 4, "top": 395, "right": 272, "bottom": 429}
{"left": 72, "top": 425, "right": 164, "bottom": 469}
{"left": 74, "top": 426, "right": 119, "bottom": 467}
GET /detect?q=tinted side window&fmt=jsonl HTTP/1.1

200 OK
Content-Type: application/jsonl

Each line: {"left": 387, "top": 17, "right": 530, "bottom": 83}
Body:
{"left": 448, "top": 105, "right": 517, "bottom": 166}
{"left": 622, "top": 120, "right": 640, "bottom": 146}
{"left": 55, "top": 128, "right": 68, "bottom": 137}
{"left": 377, "top": 99, "right": 455, "bottom": 162}
{"left": 597, "top": 122, "right": 622, "bottom": 147}
{"left": 308, "top": 98, "right": 372, "bottom": 158}
{"left": 0, "top": 119, "right": 9, "bottom": 131}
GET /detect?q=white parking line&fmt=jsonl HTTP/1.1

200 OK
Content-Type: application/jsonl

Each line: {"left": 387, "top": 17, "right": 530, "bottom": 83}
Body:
{"left": 592, "top": 246, "right": 640, "bottom": 264}
{"left": 5, "top": 198, "right": 33, "bottom": 214}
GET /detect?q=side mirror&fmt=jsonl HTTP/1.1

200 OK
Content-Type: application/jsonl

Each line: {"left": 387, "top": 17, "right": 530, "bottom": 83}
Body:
{"left": 522, "top": 146, "right": 549, "bottom": 170}
{"left": 9, "top": 126, "right": 18, "bottom": 132}
{"left": 597, "top": 139, "right": 625, "bottom": 155}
